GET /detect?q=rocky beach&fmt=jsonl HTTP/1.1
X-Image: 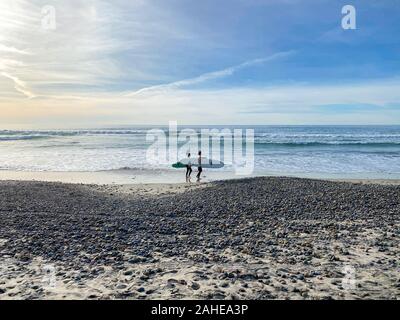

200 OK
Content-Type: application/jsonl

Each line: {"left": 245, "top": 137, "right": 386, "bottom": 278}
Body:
{"left": 0, "top": 177, "right": 399, "bottom": 300}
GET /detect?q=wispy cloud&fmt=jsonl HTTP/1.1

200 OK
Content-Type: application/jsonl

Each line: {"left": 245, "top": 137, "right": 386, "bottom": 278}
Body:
{"left": 0, "top": 44, "right": 31, "bottom": 55}
{"left": 1, "top": 72, "right": 36, "bottom": 98}
{"left": 125, "top": 51, "right": 295, "bottom": 97}
{"left": 0, "top": 0, "right": 126, "bottom": 98}
{"left": 1, "top": 77, "right": 399, "bottom": 128}
{"left": 1, "top": 0, "right": 399, "bottom": 128}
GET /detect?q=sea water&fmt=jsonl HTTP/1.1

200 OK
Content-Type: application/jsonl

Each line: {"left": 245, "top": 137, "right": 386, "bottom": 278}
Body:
{"left": 0, "top": 125, "right": 399, "bottom": 179}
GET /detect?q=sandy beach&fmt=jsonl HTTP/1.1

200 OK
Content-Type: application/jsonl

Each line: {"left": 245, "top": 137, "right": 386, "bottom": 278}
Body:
{"left": 0, "top": 176, "right": 399, "bottom": 300}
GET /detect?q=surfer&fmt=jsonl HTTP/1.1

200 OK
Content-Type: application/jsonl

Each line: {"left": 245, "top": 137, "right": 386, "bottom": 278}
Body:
{"left": 196, "top": 150, "right": 202, "bottom": 182}
{"left": 185, "top": 152, "right": 192, "bottom": 182}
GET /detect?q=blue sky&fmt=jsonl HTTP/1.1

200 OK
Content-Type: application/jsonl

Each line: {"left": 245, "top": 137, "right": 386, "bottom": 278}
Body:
{"left": 0, "top": 0, "right": 399, "bottom": 128}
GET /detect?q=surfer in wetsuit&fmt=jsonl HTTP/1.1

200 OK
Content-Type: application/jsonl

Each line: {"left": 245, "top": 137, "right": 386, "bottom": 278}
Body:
{"left": 196, "top": 150, "right": 202, "bottom": 182}
{"left": 186, "top": 152, "right": 192, "bottom": 182}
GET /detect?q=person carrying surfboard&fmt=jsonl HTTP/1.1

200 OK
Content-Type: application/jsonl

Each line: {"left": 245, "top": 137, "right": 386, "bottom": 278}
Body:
{"left": 196, "top": 150, "right": 202, "bottom": 181}
{"left": 185, "top": 152, "right": 192, "bottom": 182}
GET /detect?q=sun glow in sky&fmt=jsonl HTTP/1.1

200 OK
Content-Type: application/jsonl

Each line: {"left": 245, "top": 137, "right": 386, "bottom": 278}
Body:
{"left": 0, "top": 0, "right": 399, "bottom": 128}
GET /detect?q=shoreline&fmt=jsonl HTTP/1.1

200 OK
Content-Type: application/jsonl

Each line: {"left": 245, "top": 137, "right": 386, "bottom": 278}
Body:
{"left": 1, "top": 169, "right": 400, "bottom": 185}
{"left": 0, "top": 176, "right": 399, "bottom": 300}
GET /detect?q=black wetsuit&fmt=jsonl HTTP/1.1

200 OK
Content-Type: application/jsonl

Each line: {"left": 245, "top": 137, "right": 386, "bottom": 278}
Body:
{"left": 196, "top": 157, "right": 202, "bottom": 178}
{"left": 186, "top": 159, "right": 192, "bottom": 178}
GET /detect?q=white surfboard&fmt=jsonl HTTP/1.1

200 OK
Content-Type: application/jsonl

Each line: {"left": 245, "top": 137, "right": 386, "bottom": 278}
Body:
{"left": 172, "top": 157, "right": 224, "bottom": 169}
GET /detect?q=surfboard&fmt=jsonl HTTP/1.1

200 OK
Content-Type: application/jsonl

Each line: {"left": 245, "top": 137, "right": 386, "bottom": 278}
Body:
{"left": 172, "top": 157, "right": 224, "bottom": 169}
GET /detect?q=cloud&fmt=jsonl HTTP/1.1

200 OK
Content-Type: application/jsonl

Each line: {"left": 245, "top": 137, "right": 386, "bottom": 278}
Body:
{"left": 230, "top": 80, "right": 400, "bottom": 115}
{"left": 1, "top": 72, "right": 36, "bottom": 98}
{"left": 125, "top": 51, "right": 295, "bottom": 97}
{"left": 0, "top": 0, "right": 216, "bottom": 100}
{"left": 0, "top": 44, "right": 31, "bottom": 55}
{"left": 2, "top": 77, "right": 399, "bottom": 128}
{"left": 0, "top": 0, "right": 399, "bottom": 128}
{"left": 0, "top": 0, "right": 128, "bottom": 98}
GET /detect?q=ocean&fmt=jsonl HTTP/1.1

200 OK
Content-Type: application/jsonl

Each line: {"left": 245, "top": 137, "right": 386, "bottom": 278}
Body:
{"left": 0, "top": 125, "right": 399, "bottom": 179}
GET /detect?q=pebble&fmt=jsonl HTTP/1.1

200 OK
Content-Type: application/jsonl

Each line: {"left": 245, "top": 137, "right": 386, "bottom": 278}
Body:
{"left": 191, "top": 282, "right": 200, "bottom": 290}
{"left": 116, "top": 284, "right": 127, "bottom": 290}
{"left": 0, "top": 177, "right": 398, "bottom": 300}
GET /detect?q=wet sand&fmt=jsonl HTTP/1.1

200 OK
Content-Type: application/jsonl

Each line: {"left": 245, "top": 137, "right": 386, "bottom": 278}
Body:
{"left": 2, "top": 169, "right": 400, "bottom": 185}
{"left": 0, "top": 177, "right": 399, "bottom": 300}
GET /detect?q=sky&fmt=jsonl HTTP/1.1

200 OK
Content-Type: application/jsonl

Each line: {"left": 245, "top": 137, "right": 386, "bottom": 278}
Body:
{"left": 0, "top": 0, "right": 399, "bottom": 128}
